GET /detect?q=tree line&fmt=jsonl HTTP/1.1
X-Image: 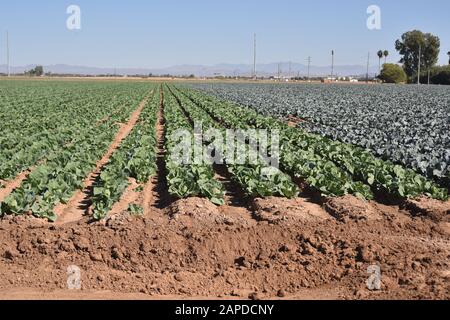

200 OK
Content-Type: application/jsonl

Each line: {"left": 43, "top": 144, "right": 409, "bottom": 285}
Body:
{"left": 379, "top": 30, "right": 450, "bottom": 84}
{"left": 24, "top": 66, "right": 44, "bottom": 77}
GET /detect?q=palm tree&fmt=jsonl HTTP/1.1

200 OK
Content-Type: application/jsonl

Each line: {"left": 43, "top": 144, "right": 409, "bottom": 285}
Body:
{"left": 377, "top": 50, "right": 383, "bottom": 74}
{"left": 383, "top": 50, "right": 389, "bottom": 64}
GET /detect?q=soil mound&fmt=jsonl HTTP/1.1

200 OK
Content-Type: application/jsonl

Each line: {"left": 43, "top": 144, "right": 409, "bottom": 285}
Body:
{"left": 253, "top": 197, "right": 329, "bottom": 224}
{"left": 324, "top": 196, "right": 381, "bottom": 222}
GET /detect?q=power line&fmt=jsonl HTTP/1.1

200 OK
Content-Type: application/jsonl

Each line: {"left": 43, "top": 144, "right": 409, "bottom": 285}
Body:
{"left": 366, "top": 52, "right": 370, "bottom": 83}
{"left": 6, "top": 31, "right": 10, "bottom": 77}
{"left": 331, "top": 50, "right": 334, "bottom": 79}
{"left": 307, "top": 56, "right": 311, "bottom": 81}
{"left": 253, "top": 33, "right": 256, "bottom": 79}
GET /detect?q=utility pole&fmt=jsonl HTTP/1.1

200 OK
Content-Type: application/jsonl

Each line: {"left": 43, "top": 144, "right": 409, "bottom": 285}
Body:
{"left": 307, "top": 56, "right": 311, "bottom": 81}
{"left": 417, "top": 44, "right": 421, "bottom": 85}
{"left": 288, "top": 61, "right": 292, "bottom": 79}
{"left": 331, "top": 50, "right": 334, "bottom": 79}
{"left": 253, "top": 33, "right": 257, "bottom": 80}
{"left": 366, "top": 52, "right": 370, "bottom": 83}
{"left": 6, "top": 31, "right": 10, "bottom": 77}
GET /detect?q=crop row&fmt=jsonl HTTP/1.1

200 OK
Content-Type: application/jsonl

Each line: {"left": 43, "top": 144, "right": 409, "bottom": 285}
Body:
{"left": 0, "top": 81, "right": 151, "bottom": 183}
{"left": 91, "top": 89, "right": 160, "bottom": 220}
{"left": 0, "top": 83, "right": 155, "bottom": 221}
{"left": 191, "top": 83, "right": 450, "bottom": 185}
{"left": 169, "top": 86, "right": 299, "bottom": 199}
{"left": 175, "top": 87, "right": 371, "bottom": 199}
{"left": 163, "top": 86, "right": 225, "bottom": 205}
{"left": 178, "top": 86, "right": 448, "bottom": 201}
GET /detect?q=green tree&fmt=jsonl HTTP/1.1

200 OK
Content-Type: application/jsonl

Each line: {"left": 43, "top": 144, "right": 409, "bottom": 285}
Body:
{"left": 432, "top": 70, "right": 450, "bottom": 85}
{"left": 395, "top": 30, "right": 440, "bottom": 81}
{"left": 377, "top": 50, "right": 383, "bottom": 74}
{"left": 428, "top": 65, "right": 450, "bottom": 85}
{"left": 379, "top": 63, "right": 407, "bottom": 83}
{"left": 383, "top": 50, "right": 389, "bottom": 64}
{"left": 34, "top": 66, "right": 44, "bottom": 76}
{"left": 25, "top": 66, "right": 44, "bottom": 77}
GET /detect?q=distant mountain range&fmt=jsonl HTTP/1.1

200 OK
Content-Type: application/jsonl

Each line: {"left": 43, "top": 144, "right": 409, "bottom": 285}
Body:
{"left": 0, "top": 62, "right": 380, "bottom": 77}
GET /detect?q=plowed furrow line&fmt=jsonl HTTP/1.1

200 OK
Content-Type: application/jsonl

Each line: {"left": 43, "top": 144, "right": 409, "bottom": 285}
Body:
{"left": 151, "top": 86, "right": 172, "bottom": 210}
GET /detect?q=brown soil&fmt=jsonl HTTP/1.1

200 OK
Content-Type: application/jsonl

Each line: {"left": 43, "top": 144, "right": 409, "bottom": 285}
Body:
{"left": 324, "top": 196, "right": 382, "bottom": 222}
{"left": 169, "top": 198, "right": 253, "bottom": 228}
{"left": 253, "top": 197, "right": 330, "bottom": 224}
{"left": 0, "top": 193, "right": 449, "bottom": 300}
{"left": 287, "top": 115, "right": 307, "bottom": 127}
{"left": 403, "top": 197, "right": 450, "bottom": 222}
{"left": 54, "top": 92, "right": 153, "bottom": 224}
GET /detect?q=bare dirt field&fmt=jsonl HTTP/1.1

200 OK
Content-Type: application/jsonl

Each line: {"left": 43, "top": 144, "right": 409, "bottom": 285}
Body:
{"left": 0, "top": 192, "right": 449, "bottom": 300}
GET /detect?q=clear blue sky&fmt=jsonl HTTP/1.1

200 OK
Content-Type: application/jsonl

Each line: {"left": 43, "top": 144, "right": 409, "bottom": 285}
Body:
{"left": 0, "top": 0, "right": 449, "bottom": 68}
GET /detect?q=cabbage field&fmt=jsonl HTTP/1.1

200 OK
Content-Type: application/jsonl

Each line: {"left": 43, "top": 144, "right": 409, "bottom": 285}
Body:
{"left": 191, "top": 83, "right": 450, "bottom": 186}
{"left": 0, "top": 81, "right": 154, "bottom": 221}
{"left": 0, "top": 80, "right": 448, "bottom": 222}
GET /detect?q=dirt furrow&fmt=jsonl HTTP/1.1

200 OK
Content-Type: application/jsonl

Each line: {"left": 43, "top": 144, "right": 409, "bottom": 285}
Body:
{"left": 54, "top": 91, "right": 153, "bottom": 224}
{"left": 211, "top": 164, "right": 254, "bottom": 221}
{"left": 150, "top": 86, "right": 171, "bottom": 210}
{"left": 286, "top": 115, "right": 308, "bottom": 127}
